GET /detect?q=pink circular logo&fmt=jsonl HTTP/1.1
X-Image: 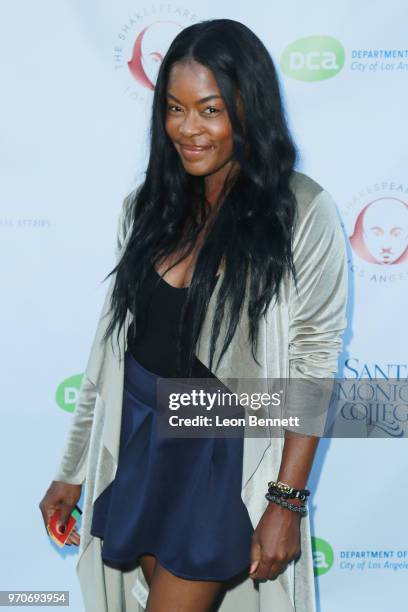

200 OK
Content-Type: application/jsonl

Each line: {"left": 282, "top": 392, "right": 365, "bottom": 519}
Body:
{"left": 127, "top": 21, "right": 183, "bottom": 90}
{"left": 349, "top": 197, "right": 408, "bottom": 265}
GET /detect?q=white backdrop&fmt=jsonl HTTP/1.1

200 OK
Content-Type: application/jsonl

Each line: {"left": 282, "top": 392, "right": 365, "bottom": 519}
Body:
{"left": 1, "top": 1, "right": 407, "bottom": 610}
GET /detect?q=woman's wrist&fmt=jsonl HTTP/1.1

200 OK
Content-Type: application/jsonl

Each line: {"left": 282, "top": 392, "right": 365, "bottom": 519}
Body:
{"left": 264, "top": 479, "right": 310, "bottom": 517}
{"left": 267, "top": 479, "right": 310, "bottom": 501}
{"left": 265, "top": 492, "right": 308, "bottom": 517}
{"left": 265, "top": 499, "right": 302, "bottom": 516}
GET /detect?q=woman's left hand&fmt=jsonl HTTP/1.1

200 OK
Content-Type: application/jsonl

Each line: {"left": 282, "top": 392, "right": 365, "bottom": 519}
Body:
{"left": 249, "top": 502, "right": 302, "bottom": 580}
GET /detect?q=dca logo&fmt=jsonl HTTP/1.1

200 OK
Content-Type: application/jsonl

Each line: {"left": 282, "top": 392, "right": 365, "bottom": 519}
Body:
{"left": 312, "top": 536, "right": 334, "bottom": 576}
{"left": 281, "top": 35, "right": 345, "bottom": 81}
{"left": 55, "top": 374, "right": 84, "bottom": 413}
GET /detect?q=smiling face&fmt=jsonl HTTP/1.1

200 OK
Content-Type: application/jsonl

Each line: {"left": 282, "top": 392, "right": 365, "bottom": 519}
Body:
{"left": 165, "top": 60, "right": 238, "bottom": 190}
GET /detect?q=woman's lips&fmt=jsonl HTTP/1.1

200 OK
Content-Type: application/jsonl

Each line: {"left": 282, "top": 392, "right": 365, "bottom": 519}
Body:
{"left": 180, "top": 144, "right": 213, "bottom": 159}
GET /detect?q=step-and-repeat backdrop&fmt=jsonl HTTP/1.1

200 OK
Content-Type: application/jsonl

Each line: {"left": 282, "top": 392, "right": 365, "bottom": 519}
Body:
{"left": 1, "top": 1, "right": 407, "bottom": 610}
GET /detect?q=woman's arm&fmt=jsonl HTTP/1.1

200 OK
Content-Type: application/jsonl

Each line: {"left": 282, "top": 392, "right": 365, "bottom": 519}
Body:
{"left": 52, "top": 192, "right": 135, "bottom": 485}
{"left": 39, "top": 188, "right": 140, "bottom": 535}
{"left": 250, "top": 188, "right": 349, "bottom": 580}
{"left": 249, "top": 431, "right": 319, "bottom": 579}
{"left": 277, "top": 431, "right": 319, "bottom": 492}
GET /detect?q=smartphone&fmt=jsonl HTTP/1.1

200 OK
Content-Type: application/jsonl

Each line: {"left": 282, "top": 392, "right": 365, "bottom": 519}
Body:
{"left": 47, "top": 504, "right": 82, "bottom": 548}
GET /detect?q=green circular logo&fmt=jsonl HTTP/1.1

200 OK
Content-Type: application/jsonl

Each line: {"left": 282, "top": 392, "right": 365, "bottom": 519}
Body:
{"left": 311, "top": 536, "right": 334, "bottom": 576}
{"left": 281, "top": 35, "right": 345, "bottom": 81}
{"left": 55, "top": 374, "right": 84, "bottom": 413}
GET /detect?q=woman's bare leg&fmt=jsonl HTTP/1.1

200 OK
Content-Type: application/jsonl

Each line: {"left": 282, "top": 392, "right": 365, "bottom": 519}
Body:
{"left": 146, "top": 559, "right": 225, "bottom": 612}
{"left": 139, "top": 554, "right": 157, "bottom": 587}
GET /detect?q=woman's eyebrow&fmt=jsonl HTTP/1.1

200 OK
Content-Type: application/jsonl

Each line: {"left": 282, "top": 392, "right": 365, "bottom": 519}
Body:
{"left": 167, "top": 93, "right": 223, "bottom": 104}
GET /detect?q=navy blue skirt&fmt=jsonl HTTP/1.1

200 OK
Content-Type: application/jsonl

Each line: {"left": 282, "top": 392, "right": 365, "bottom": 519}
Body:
{"left": 90, "top": 351, "right": 254, "bottom": 581}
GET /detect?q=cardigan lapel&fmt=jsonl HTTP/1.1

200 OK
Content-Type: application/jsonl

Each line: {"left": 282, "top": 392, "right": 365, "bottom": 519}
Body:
{"left": 195, "top": 273, "right": 272, "bottom": 488}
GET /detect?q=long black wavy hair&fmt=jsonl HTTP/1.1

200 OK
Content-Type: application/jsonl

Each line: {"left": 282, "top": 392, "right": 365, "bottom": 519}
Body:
{"left": 103, "top": 18, "right": 298, "bottom": 375}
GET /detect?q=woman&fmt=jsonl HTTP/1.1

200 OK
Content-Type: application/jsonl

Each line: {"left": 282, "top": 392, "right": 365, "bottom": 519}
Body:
{"left": 39, "top": 18, "right": 348, "bottom": 612}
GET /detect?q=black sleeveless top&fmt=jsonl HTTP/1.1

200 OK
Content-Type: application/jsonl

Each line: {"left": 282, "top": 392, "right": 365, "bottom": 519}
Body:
{"left": 126, "top": 264, "right": 219, "bottom": 378}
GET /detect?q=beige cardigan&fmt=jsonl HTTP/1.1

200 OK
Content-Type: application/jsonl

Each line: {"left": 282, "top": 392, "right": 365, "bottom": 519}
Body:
{"left": 54, "top": 171, "right": 348, "bottom": 611}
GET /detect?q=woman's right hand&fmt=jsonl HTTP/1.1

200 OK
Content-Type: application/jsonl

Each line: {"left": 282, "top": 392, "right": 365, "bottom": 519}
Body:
{"left": 39, "top": 481, "right": 82, "bottom": 546}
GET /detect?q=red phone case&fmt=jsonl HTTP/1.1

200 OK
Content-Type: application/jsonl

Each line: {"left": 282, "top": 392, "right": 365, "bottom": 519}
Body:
{"left": 47, "top": 506, "right": 81, "bottom": 547}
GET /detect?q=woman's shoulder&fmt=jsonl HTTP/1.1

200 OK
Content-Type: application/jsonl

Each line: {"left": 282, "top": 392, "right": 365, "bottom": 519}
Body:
{"left": 289, "top": 170, "right": 340, "bottom": 230}
{"left": 122, "top": 182, "right": 143, "bottom": 224}
{"left": 289, "top": 170, "right": 323, "bottom": 204}
{"left": 116, "top": 182, "right": 144, "bottom": 250}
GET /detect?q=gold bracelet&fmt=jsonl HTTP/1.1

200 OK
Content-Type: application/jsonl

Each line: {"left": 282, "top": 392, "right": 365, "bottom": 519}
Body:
{"left": 267, "top": 480, "right": 310, "bottom": 500}
{"left": 268, "top": 480, "right": 294, "bottom": 493}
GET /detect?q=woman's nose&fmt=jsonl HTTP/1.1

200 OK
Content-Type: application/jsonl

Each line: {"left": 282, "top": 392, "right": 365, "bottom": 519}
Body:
{"left": 178, "top": 112, "right": 203, "bottom": 137}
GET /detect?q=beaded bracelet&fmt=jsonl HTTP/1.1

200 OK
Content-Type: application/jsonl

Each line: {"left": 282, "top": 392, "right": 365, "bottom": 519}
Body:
{"left": 265, "top": 492, "right": 308, "bottom": 517}
{"left": 267, "top": 480, "right": 310, "bottom": 502}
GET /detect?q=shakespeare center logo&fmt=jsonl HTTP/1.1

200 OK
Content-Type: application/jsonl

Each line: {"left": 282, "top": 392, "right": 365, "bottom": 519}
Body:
{"left": 280, "top": 35, "right": 345, "bottom": 81}
{"left": 55, "top": 374, "right": 84, "bottom": 413}
{"left": 341, "top": 181, "right": 408, "bottom": 283}
{"left": 113, "top": 5, "right": 199, "bottom": 101}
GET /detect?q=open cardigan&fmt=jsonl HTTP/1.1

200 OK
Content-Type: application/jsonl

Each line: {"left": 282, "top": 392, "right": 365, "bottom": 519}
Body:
{"left": 53, "top": 171, "right": 348, "bottom": 612}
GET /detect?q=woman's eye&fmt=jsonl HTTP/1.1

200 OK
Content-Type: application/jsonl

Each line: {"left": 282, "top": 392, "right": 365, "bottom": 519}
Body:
{"left": 203, "top": 106, "right": 220, "bottom": 115}
{"left": 166, "top": 104, "right": 220, "bottom": 115}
